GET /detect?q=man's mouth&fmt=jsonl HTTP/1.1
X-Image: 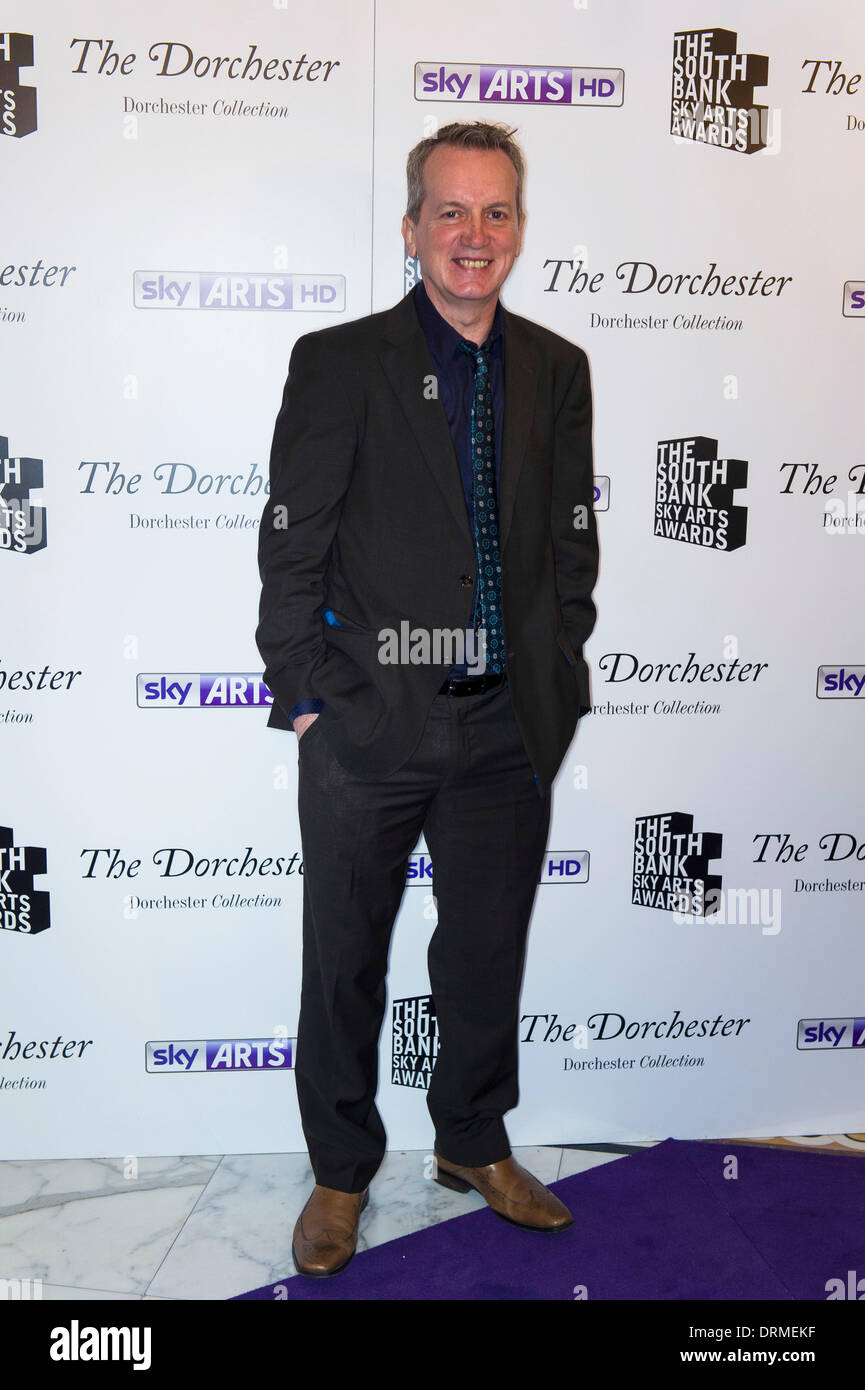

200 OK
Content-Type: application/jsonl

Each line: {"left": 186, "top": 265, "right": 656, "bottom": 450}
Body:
{"left": 454, "top": 258, "right": 492, "bottom": 268}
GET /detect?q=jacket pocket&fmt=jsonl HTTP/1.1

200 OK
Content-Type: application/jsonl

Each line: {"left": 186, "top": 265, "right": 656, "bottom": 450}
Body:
{"left": 323, "top": 606, "right": 374, "bottom": 635}
{"left": 297, "top": 712, "right": 325, "bottom": 749}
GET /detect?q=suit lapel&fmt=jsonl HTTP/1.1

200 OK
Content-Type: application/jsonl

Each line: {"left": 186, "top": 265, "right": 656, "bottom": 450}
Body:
{"left": 378, "top": 288, "right": 540, "bottom": 555}
{"left": 379, "top": 289, "right": 473, "bottom": 546}
{"left": 499, "top": 307, "right": 539, "bottom": 554}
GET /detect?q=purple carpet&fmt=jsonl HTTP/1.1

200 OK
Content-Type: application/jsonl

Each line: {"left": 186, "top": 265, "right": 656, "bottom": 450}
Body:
{"left": 230, "top": 1139, "right": 865, "bottom": 1300}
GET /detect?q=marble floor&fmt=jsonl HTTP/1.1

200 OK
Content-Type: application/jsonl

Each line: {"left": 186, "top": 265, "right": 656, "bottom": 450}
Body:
{"left": 0, "top": 1142, "right": 659, "bottom": 1301}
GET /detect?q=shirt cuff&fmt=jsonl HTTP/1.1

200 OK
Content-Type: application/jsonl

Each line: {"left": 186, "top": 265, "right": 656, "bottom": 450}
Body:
{"left": 288, "top": 698, "right": 324, "bottom": 729}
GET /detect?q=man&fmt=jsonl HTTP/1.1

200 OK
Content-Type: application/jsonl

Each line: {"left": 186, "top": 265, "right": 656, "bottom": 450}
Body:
{"left": 257, "top": 121, "right": 599, "bottom": 1277}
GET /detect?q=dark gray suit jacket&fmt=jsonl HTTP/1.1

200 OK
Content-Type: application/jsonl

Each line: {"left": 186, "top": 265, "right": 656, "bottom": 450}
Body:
{"left": 256, "top": 283, "right": 599, "bottom": 791}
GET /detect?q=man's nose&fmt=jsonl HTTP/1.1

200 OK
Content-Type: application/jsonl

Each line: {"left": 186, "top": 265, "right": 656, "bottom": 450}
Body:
{"left": 461, "top": 212, "right": 487, "bottom": 245}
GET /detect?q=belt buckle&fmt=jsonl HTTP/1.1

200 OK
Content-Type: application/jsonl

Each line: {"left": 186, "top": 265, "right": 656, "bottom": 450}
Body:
{"left": 441, "top": 671, "right": 503, "bottom": 697}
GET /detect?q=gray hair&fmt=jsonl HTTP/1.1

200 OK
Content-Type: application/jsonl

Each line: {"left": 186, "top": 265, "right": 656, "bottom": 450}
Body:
{"left": 405, "top": 121, "right": 526, "bottom": 225}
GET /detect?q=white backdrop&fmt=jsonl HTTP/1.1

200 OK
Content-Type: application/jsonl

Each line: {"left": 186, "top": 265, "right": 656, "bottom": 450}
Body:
{"left": 2, "top": 0, "right": 864, "bottom": 1159}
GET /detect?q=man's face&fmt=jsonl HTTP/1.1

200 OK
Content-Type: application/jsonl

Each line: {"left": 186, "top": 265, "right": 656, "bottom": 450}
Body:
{"left": 402, "top": 144, "right": 524, "bottom": 326}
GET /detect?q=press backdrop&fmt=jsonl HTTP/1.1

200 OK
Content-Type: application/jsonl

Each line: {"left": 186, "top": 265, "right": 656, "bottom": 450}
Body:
{"left": 2, "top": 0, "right": 864, "bottom": 1158}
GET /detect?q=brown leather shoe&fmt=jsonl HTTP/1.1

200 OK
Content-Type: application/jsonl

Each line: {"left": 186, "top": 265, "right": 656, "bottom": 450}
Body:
{"left": 292, "top": 1184, "right": 370, "bottom": 1277}
{"left": 433, "top": 1152, "right": 573, "bottom": 1231}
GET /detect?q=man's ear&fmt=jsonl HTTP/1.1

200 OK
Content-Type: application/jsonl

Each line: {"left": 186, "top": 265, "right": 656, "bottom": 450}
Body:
{"left": 401, "top": 214, "right": 417, "bottom": 257}
{"left": 515, "top": 213, "right": 526, "bottom": 257}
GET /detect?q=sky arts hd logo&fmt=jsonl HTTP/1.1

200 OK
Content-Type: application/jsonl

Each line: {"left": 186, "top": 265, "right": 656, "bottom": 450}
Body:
{"left": 816, "top": 666, "right": 865, "bottom": 699}
{"left": 406, "top": 851, "right": 589, "bottom": 885}
{"left": 671, "top": 28, "right": 769, "bottom": 153}
{"left": 414, "top": 62, "right": 623, "bottom": 107}
{"left": 655, "top": 435, "right": 747, "bottom": 551}
{"left": 0, "top": 32, "right": 36, "bottom": 138}
{"left": 406, "top": 853, "right": 434, "bottom": 885}
{"left": 797, "top": 1018, "right": 865, "bottom": 1050}
{"left": 137, "top": 674, "right": 273, "bottom": 708}
{"left": 0, "top": 824, "right": 49, "bottom": 935}
{"left": 540, "top": 853, "right": 590, "bottom": 884}
{"left": 145, "top": 1037, "right": 294, "bottom": 1072}
{"left": 1, "top": 434, "right": 46, "bottom": 555}
{"left": 843, "top": 283, "right": 865, "bottom": 316}
{"left": 133, "top": 271, "right": 344, "bottom": 311}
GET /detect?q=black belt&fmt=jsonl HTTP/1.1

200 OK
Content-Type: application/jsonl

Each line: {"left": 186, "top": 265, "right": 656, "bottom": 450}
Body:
{"left": 438, "top": 672, "right": 505, "bottom": 697}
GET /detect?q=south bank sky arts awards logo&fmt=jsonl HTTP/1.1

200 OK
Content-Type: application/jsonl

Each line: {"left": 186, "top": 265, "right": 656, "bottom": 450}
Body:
{"left": 0, "top": 32, "right": 36, "bottom": 137}
{"left": 633, "top": 812, "right": 722, "bottom": 916}
{"left": 671, "top": 27, "right": 769, "bottom": 153}
{"left": 0, "top": 824, "right": 49, "bottom": 935}
{"left": 655, "top": 435, "right": 747, "bottom": 551}
{"left": 392, "top": 996, "right": 439, "bottom": 1090}
{"left": 1, "top": 433, "right": 46, "bottom": 554}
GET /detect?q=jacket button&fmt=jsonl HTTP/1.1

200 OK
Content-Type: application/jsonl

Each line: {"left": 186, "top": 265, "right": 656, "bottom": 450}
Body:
{"left": 459, "top": 574, "right": 473, "bottom": 588}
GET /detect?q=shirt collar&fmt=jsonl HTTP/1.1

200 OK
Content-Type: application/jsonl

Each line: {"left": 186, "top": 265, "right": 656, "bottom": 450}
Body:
{"left": 413, "top": 278, "right": 503, "bottom": 364}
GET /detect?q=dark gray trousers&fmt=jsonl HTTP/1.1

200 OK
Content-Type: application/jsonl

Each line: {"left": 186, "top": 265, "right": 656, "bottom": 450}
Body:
{"left": 294, "top": 679, "right": 552, "bottom": 1192}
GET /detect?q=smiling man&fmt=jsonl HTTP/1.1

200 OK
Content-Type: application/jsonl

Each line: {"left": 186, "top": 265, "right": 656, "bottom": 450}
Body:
{"left": 257, "top": 121, "right": 599, "bottom": 1277}
{"left": 402, "top": 139, "right": 523, "bottom": 343}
